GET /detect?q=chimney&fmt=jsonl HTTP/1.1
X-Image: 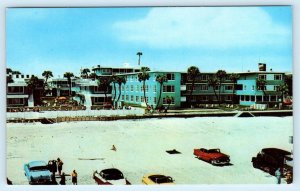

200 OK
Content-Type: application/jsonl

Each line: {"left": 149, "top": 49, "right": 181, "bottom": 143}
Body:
{"left": 258, "top": 63, "right": 266, "bottom": 71}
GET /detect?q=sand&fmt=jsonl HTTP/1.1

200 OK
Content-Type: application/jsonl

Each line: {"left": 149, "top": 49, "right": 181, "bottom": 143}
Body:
{"left": 6, "top": 116, "right": 293, "bottom": 185}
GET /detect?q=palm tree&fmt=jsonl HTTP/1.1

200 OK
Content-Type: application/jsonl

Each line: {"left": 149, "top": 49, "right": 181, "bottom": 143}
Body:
{"left": 138, "top": 67, "right": 150, "bottom": 107}
{"left": 82, "top": 68, "right": 90, "bottom": 79}
{"left": 6, "top": 75, "right": 14, "bottom": 84}
{"left": 155, "top": 74, "right": 168, "bottom": 109}
{"left": 116, "top": 76, "right": 127, "bottom": 104}
{"left": 216, "top": 70, "right": 227, "bottom": 105}
{"left": 63, "top": 72, "right": 74, "bottom": 96}
{"left": 208, "top": 75, "right": 220, "bottom": 104}
{"left": 26, "top": 75, "right": 40, "bottom": 105}
{"left": 111, "top": 74, "right": 118, "bottom": 105}
{"left": 284, "top": 75, "right": 293, "bottom": 96}
{"left": 187, "top": 66, "right": 200, "bottom": 106}
{"left": 97, "top": 76, "right": 112, "bottom": 102}
{"left": 12, "top": 71, "right": 21, "bottom": 75}
{"left": 42, "top": 70, "right": 53, "bottom": 95}
{"left": 6, "top": 68, "right": 13, "bottom": 74}
{"left": 137, "top": 52, "right": 143, "bottom": 65}
{"left": 229, "top": 73, "right": 240, "bottom": 104}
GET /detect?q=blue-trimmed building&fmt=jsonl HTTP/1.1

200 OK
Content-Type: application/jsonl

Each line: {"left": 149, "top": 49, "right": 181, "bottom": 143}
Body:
{"left": 112, "top": 72, "right": 182, "bottom": 108}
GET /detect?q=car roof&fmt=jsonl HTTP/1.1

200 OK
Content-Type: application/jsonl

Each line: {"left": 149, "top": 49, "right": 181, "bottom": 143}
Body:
{"left": 262, "top": 148, "right": 291, "bottom": 157}
{"left": 28, "top": 161, "right": 47, "bottom": 168}
{"left": 100, "top": 168, "right": 122, "bottom": 175}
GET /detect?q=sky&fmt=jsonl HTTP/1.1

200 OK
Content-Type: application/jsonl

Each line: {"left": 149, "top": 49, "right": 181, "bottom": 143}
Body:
{"left": 6, "top": 6, "right": 292, "bottom": 78}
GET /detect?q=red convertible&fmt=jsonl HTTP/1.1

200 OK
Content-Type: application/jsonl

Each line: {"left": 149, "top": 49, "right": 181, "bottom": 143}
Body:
{"left": 194, "top": 148, "right": 230, "bottom": 165}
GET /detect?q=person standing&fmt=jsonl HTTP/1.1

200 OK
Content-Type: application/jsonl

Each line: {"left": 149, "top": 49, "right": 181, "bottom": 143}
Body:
{"left": 57, "top": 158, "right": 64, "bottom": 175}
{"left": 59, "top": 172, "right": 66, "bottom": 185}
{"left": 71, "top": 170, "right": 78, "bottom": 185}
{"left": 275, "top": 168, "right": 281, "bottom": 184}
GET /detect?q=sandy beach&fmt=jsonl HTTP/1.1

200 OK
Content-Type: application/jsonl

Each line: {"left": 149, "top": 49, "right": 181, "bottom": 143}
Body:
{"left": 6, "top": 116, "right": 293, "bottom": 185}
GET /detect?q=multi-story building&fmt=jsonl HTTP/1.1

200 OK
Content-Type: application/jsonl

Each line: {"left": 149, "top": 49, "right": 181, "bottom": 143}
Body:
{"left": 112, "top": 71, "right": 182, "bottom": 108}
{"left": 236, "top": 71, "right": 286, "bottom": 106}
{"left": 48, "top": 78, "right": 76, "bottom": 97}
{"left": 91, "top": 65, "right": 141, "bottom": 76}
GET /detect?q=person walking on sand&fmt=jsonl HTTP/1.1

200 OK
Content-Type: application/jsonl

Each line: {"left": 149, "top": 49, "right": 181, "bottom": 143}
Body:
{"left": 59, "top": 172, "right": 66, "bottom": 185}
{"left": 275, "top": 168, "right": 281, "bottom": 184}
{"left": 71, "top": 170, "right": 78, "bottom": 185}
{"left": 57, "top": 158, "right": 64, "bottom": 175}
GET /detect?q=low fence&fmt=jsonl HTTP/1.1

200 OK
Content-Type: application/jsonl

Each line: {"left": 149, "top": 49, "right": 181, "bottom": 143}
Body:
{"left": 6, "top": 107, "right": 145, "bottom": 120}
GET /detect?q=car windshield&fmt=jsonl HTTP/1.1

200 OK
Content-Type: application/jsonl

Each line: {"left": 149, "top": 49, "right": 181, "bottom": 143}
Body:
{"left": 103, "top": 172, "right": 123, "bottom": 180}
{"left": 208, "top": 149, "right": 220, "bottom": 153}
{"left": 29, "top": 165, "right": 48, "bottom": 171}
{"left": 156, "top": 177, "right": 173, "bottom": 184}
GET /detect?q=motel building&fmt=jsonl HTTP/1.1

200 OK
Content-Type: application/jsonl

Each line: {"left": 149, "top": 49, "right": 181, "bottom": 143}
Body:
{"left": 112, "top": 71, "right": 182, "bottom": 109}
{"left": 236, "top": 71, "right": 286, "bottom": 107}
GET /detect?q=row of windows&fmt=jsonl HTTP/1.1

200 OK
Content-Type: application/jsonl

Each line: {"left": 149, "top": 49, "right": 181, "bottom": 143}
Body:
{"left": 11, "top": 74, "right": 34, "bottom": 79}
{"left": 240, "top": 95, "right": 278, "bottom": 102}
{"left": 187, "top": 85, "right": 233, "bottom": 91}
{"left": 258, "top": 74, "right": 282, "bottom": 80}
{"left": 120, "top": 95, "right": 176, "bottom": 105}
{"left": 191, "top": 95, "right": 232, "bottom": 101}
{"left": 7, "top": 98, "right": 25, "bottom": 105}
{"left": 117, "top": 85, "right": 176, "bottom": 93}
{"left": 7, "top": 86, "right": 24, "bottom": 94}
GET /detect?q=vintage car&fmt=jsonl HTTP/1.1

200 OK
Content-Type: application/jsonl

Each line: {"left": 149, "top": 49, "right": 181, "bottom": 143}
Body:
{"left": 93, "top": 168, "right": 130, "bottom": 185}
{"left": 252, "top": 148, "right": 292, "bottom": 176}
{"left": 193, "top": 148, "right": 230, "bottom": 165}
{"left": 24, "top": 161, "right": 52, "bottom": 185}
{"left": 142, "top": 174, "right": 175, "bottom": 185}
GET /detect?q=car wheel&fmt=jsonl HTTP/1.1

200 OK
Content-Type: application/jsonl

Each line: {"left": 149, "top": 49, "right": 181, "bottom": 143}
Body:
{"left": 211, "top": 159, "right": 217, "bottom": 165}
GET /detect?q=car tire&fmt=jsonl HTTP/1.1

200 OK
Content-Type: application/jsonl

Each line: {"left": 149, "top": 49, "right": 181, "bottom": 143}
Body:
{"left": 211, "top": 159, "right": 217, "bottom": 165}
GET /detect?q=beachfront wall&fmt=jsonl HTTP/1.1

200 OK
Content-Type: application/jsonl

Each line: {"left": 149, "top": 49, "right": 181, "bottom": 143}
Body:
{"left": 112, "top": 72, "right": 182, "bottom": 108}
{"left": 181, "top": 73, "right": 239, "bottom": 107}
{"left": 236, "top": 72, "right": 285, "bottom": 106}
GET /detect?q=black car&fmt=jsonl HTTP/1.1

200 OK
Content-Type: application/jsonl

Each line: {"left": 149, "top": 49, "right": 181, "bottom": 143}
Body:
{"left": 252, "top": 148, "right": 292, "bottom": 176}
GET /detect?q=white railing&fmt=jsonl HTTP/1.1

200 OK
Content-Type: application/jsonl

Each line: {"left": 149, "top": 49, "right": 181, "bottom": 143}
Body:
{"left": 7, "top": 107, "right": 145, "bottom": 119}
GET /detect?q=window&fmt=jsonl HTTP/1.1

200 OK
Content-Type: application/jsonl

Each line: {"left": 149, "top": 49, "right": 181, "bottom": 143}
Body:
{"left": 225, "top": 95, "right": 232, "bottom": 101}
{"left": 274, "top": 85, "right": 279, "bottom": 91}
{"left": 122, "top": 95, "right": 124, "bottom": 101}
{"left": 245, "top": 95, "right": 250, "bottom": 101}
{"left": 241, "top": 95, "right": 244, "bottom": 101}
{"left": 131, "top": 95, "right": 134, "bottom": 102}
{"left": 271, "top": 96, "right": 277, "bottom": 102}
{"left": 258, "top": 74, "right": 266, "bottom": 80}
{"left": 94, "top": 86, "right": 103, "bottom": 93}
{"left": 126, "top": 95, "right": 129, "bottom": 101}
{"left": 136, "top": 96, "right": 139, "bottom": 102}
{"left": 199, "top": 85, "right": 208, "bottom": 91}
{"left": 7, "top": 86, "right": 24, "bottom": 94}
{"left": 131, "top": 85, "right": 134, "bottom": 91}
{"left": 146, "top": 97, "right": 149, "bottom": 102}
{"left": 94, "top": 97, "right": 105, "bottom": 103}
{"left": 136, "top": 85, "right": 139, "bottom": 92}
{"left": 200, "top": 95, "right": 208, "bottom": 101}
{"left": 16, "top": 75, "right": 19, "bottom": 78}
{"left": 215, "top": 86, "right": 220, "bottom": 91}
{"left": 141, "top": 97, "right": 144, "bottom": 102}
{"left": 274, "top": 74, "right": 282, "bottom": 80}
{"left": 225, "top": 85, "right": 233, "bottom": 91}
{"left": 256, "top": 96, "right": 262, "bottom": 102}
{"left": 126, "top": 85, "right": 129, "bottom": 91}
{"left": 252, "top": 86, "right": 255, "bottom": 91}
{"left": 251, "top": 96, "right": 255, "bottom": 102}
{"left": 26, "top": 75, "right": 29, "bottom": 78}
{"left": 187, "top": 85, "right": 196, "bottom": 91}
{"left": 167, "top": 73, "right": 175, "bottom": 80}
{"left": 236, "top": 84, "right": 243, "bottom": 90}
{"left": 146, "top": 85, "right": 149, "bottom": 92}
{"left": 263, "top": 96, "right": 269, "bottom": 102}
{"left": 122, "top": 85, "right": 124, "bottom": 91}
{"left": 21, "top": 75, "right": 24, "bottom": 78}
{"left": 7, "top": 98, "right": 24, "bottom": 105}
{"left": 141, "top": 85, "right": 144, "bottom": 92}
{"left": 257, "top": 86, "right": 266, "bottom": 91}
{"left": 200, "top": 75, "right": 208, "bottom": 81}
{"left": 244, "top": 85, "right": 247, "bottom": 90}
{"left": 163, "top": 85, "right": 175, "bottom": 92}
{"left": 153, "top": 85, "right": 156, "bottom": 92}
{"left": 153, "top": 97, "right": 156, "bottom": 104}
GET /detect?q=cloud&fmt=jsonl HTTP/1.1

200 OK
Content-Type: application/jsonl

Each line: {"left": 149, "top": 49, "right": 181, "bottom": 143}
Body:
{"left": 114, "top": 7, "right": 291, "bottom": 49}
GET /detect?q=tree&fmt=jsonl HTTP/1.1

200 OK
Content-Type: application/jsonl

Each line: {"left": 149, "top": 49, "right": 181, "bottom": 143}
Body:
{"left": 155, "top": 74, "right": 168, "bottom": 109}
{"left": 187, "top": 66, "right": 200, "bottom": 106}
{"left": 82, "top": 68, "right": 90, "bottom": 79}
{"left": 165, "top": 95, "right": 174, "bottom": 110}
{"left": 97, "top": 76, "right": 112, "bottom": 102}
{"left": 276, "top": 83, "right": 289, "bottom": 105}
{"left": 256, "top": 77, "right": 267, "bottom": 97}
{"left": 42, "top": 71, "right": 53, "bottom": 95}
{"left": 208, "top": 75, "right": 220, "bottom": 104}
{"left": 63, "top": 72, "right": 74, "bottom": 96}
{"left": 111, "top": 74, "right": 118, "bottom": 105}
{"left": 137, "top": 52, "right": 143, "bottom": 65}
{"left": 6, "top": 75, "right": 13, "bottom": 84}
{"left": 12, "top": 71, "right": 21, "bottom": 75}
{"left": 6, "top": 68, "right": 13, "bottom": 74}
{"left": 138, "top": 67, "right": 150, "bottom": 107}
{"left": 216, "top": 70, "right": 227, "bottom": 105}
{"left": 285, "top": 75, "right": 293, "bottom": 96}
{"left": 26, "top": 75, "right": 41, "bottom": 105}
{"left": 229, "top": 73, "right": 240, "bottom": 104}
{"left": 89, "top": 73, "right": 97, "bottom": 80}
{"left": 116, "top": 76, "right": 127, "bottom": 104}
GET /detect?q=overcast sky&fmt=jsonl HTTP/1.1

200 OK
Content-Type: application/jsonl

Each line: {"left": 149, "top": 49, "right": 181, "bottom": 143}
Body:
{"left": 6, "top": 6, "right": 292, "bottom": 78}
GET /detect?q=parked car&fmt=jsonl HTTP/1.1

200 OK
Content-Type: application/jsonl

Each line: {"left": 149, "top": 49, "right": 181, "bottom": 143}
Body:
{"left": 193, "top": 148, "right": 230, "bottom": 165}
{"left": 142, "top": 174, "right": 175, "bottom": 185}
{"left": 92, "top": 168, "right": 130, "bottom": 185}
{"left": 251, "top": 148, "right": 292, "bottom": 176}
{"left": 24, "top": 161, "right": 52, "bottom": 185}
